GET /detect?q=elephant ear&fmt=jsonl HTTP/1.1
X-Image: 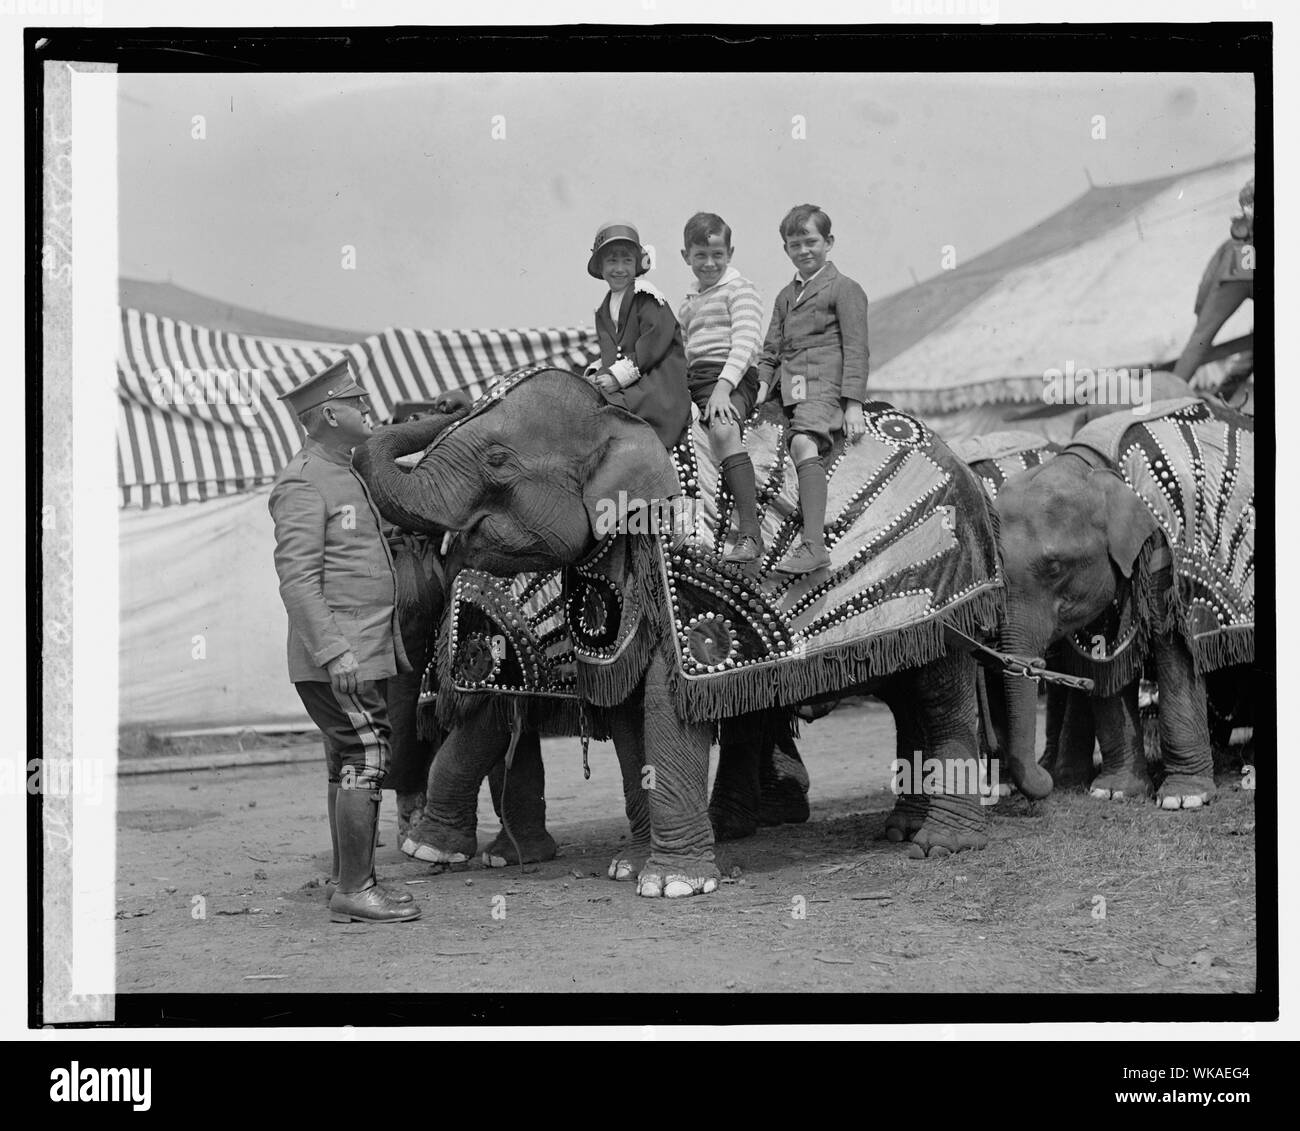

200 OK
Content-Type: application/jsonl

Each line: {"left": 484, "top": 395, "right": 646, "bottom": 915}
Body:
{"left": 1096, "top": 469, "right": 1159, "bottom": 578}
{"left": 580, "top": 406, "right": 681, "bottom": 537}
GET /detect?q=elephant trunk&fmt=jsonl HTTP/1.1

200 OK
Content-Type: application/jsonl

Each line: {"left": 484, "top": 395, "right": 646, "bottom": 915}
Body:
{"left": 999, "top": 618, "right": 1055, "bottom": 800}
{"left": 354, "top": 411, "right": 466, "bottom": 534}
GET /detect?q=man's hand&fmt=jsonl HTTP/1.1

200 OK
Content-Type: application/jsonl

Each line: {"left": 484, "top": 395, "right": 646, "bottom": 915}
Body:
{"left": 844, "top": 400, "right": 866, "bottom": 443}
{"left": 327, "top": 651, "right": 360, "bottom": 695}
{"left": 706, "top": 382, "right": 740, "bottom": 427}
{"left": 594, "top": 371, "right": 619, "bottom": 394}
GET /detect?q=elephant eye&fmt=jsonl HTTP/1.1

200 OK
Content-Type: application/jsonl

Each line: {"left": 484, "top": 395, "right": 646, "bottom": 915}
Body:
{"left": 485, "top": 447, "right": 510, "bottom": 468}
{"left": 1038, "top": 557, "right": 1064, "bottom": 580}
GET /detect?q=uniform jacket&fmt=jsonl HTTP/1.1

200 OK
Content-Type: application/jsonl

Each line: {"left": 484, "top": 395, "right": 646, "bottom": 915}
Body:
{"left": 594, "top": 282, "right": 691, "bottom": 448}
{"left": 755, "top": 262, "right": 870, "bottom": 406}
{"left": 268, "top": 438, "right": 410, "bottom": 683}
{"left": 1193, "top": 236, "right": 1254, "bottom": 317}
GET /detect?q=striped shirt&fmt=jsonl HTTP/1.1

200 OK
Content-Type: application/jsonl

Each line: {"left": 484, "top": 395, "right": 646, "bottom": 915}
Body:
{"left": 677, "top": 267, "right": 765, "bottom": 389}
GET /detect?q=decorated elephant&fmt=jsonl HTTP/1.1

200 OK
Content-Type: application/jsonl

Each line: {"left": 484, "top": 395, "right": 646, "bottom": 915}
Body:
{"left": 356, "top": 367, "right": 1009, "bottom": 893}
{"left": 993, "top": 397, "right": 1255, "bottom": 809}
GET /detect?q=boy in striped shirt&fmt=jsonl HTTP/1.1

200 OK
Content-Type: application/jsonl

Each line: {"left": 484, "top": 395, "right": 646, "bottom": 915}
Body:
{"left": 677, "top": 212, "right": 766, "bottom": 565}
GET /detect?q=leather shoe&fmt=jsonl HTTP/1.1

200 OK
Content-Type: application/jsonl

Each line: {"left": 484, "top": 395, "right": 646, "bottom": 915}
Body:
{"left": 774, "top": 540, "right": 831, "bottom": 575}
{"left": 325, "top": 878, "right": 412, "bottom": 904}
{"left": 329, "top": 881, "right": 421, "bottom": 924}
{"left": 724, "top": 534, "right": 764, "bottom": 565}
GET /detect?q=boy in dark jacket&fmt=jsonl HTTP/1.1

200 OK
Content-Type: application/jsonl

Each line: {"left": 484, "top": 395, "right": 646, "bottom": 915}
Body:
{"left": 756, "top": 204, "right": 870, "bottom": 574}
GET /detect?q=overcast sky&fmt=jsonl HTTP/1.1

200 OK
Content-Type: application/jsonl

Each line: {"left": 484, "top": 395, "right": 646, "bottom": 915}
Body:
{"left": 117, "top": 71, "right": 1254, "bottom": 334}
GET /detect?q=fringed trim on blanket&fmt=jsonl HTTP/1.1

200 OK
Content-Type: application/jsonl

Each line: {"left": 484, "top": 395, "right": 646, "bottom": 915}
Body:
{"left": 871, "top": 377, "right": 1049, "bottom": 415}
{"left": 572, "top": 532, "right": 662, "bottom": 708}
{"left": 666, "top": 584, "right": 1004, "bottom": 724}
{"left": 1052, "top": 636, "right": 1150, "bottom": 698}
{"left": 575, "top": 613, "right": 656, "bottom": 708}
{"left": 1191, "top": 625, "right": 1254, "bottom": 676}
{"left": 431, "top": 687, "right": 611, "bottom": 741}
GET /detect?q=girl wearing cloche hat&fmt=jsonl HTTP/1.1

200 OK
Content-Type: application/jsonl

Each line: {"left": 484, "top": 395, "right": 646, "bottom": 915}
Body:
{"left": 583, "top": 219, "right": 691, "bottom": 449}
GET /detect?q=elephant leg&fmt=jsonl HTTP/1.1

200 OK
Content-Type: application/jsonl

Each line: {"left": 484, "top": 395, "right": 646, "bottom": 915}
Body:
{"left": 1041, "top": 686, "right": 1096, "bottom": 789}
{"left": 384, "top": 668, "right": 435, "bottom": 841}
{"left": 636, "top": 646, "right": 719, "bottom": 898}
{"left": 482, "top": 730, "right": 558, "bottom": 867}
{"left": 1152, "top": 639, "right": 1216, "bottom": 809}
{"left": 759, "top": 718, "right": 811, "bottom": 826}
{"left": 606, "top": 696, "right": 652, "bottom": 881}
{"left": 881, "top": 679, "right": 931, "bottom": 843}
{"left": 898, "top": 654, "right": 990, "bottom": 860}
{"left": 1087, "top": 681, "right": 1152, "bottom": 799}
{"left": 403, "top": 707, "right": 505, "bottom": 863}
{"left": 708, "top": 711, "right": 764, "bottom": 841}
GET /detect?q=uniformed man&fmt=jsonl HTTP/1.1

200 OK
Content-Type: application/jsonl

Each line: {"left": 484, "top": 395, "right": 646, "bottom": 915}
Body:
{"left": 269, "top": 358, "right": 420, "bottom": 924}
{"left": 1174, "top": 176, "right": 1255, "bottom": 403}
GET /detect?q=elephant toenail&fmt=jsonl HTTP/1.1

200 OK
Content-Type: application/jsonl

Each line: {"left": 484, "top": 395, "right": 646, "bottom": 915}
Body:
{"left": 664, "top": 880, "right": 694, "bottom": 898}
{"left": 1161, "top": 796, "right": 1181, "bottom": 810}
{"left": 1090, "top": 788, "right": 1109, "bottom": 800}
{"left": 1111, "top": 791, "right": 1125, "bottom": 801}
{"left": 1184, "top": 796, "right": 1204, "bottom": 809}
{"left": 702, "top": 878, "right": 718, "bottom": 894}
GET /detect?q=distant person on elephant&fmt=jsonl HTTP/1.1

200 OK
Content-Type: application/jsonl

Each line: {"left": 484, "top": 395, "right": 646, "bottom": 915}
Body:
{"left": 582, "top": 219, "right": 692, "bottom": 450}
{"left": 677, "top": 211, "right": 767, "bottom": 565}
{"left": 268, "top": 358, "right": 419, "bottom": 925}
{"left": 1172, "top": 176, "right": 1254, "bottom": 404}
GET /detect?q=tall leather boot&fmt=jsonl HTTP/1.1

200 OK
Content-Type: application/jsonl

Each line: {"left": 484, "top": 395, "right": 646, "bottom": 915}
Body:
{"left": 322, "top": 782, "right": 342, "bottom": 903}
{"left": 325, "top": 784, "right": 411, "bottom": 903}
{"left": 329, "top": 787, "right": 420, "bottom": 924}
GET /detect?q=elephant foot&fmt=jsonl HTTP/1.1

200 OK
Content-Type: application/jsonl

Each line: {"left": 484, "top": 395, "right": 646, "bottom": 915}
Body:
{"left": 900, "top": 796, "right": 988, "bottom": 859}
{"left": 636, "top": 870, "right": 720, "bottom": 899}
{"left": 883, "top": 794, "right": 930, "bottom": 843}
{"left": 608, "top": 842, "right": 650, "bottom": 882}
{"left": 758, "top": 751, "right": 811, "bottom": 826}
{"left": 482, "top": 827, "right": 558, "bottom": 869}
{"left": 401, "top": 814, "right": 476, "bottom": 864}
{"left": 1011, "top": 761, "right": 1054, "bottom": 800}
{"left": 1157, "top": 774, "right": 1216, "bottom": 810}
{"left": 636, "top": 854, "right": 721, "bottom": 898}
{"left": 709, "top": 803, "right": 758, "bottom": 842}
{"left": 1088, "top": 769, "right": 1154, "bottom": 802}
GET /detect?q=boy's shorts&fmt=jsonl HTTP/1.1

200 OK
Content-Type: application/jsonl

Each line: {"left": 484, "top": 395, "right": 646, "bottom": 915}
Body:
{"left": 687, "top": 361, "right": 761, "bottom": 424}
{"left": 782, "top": 394, "right": 844, "bottom": 459}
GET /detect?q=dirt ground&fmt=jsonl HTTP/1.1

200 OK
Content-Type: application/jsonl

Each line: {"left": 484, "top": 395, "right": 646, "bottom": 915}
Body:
{"left": 116, "top": 701, "right": 1257, "bottom": 997}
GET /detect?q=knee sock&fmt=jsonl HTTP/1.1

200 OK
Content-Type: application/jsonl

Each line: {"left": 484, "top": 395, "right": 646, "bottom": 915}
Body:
{"left": 720, "top": 451, "right": 761, "bottom": 539}
{"left": 795, "top": 456, "right": 827, "bottom": 549}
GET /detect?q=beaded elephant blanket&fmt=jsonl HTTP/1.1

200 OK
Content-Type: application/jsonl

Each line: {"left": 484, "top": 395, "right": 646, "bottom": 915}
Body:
{"left": 1069, "top": 397, "right": 1254, "bottom": 675}
{"left": 441, "top": 387, "right": 1003, "bottom": 725}
{"left": 952, "top": 432, "right": 1059, "bottom": 503}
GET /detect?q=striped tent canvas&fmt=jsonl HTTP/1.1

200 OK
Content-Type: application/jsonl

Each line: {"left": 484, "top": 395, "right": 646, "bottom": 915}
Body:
{"left": 116, "top": 306, "right": 598, "bottom": 508}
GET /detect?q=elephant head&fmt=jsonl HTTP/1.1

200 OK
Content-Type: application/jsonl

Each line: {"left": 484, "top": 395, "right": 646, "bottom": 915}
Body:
{"left": 354, "top": 368, "right": 680, "bottom": 576}
{"left": 993, "top": 452, "right": 1159, "bottom": 798}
